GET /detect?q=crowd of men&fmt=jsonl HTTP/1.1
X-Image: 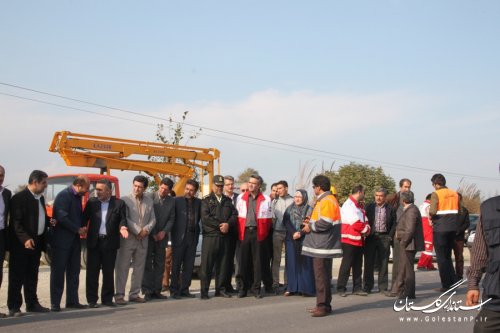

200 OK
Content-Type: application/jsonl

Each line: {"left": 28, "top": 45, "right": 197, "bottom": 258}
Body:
{"left": 0, "top": 164, "right": 493, "bottom": 323}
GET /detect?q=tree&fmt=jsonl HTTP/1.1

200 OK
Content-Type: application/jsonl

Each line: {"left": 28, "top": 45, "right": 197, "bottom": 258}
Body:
{"left": 237, "top": 167, "right": 267, "bottom": 192}
{"left": 324, "top": 162, "right": 396, "bottom": 204}
{"left": 457, "top": 180, "right": 481, "bottom": 214}
{"left": 147, "top": 111, "right": 202, "bottom": 190}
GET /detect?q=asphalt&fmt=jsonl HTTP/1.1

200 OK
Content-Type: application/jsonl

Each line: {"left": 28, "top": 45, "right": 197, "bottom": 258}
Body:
{"left": 0, "top": 252, "right": 479, "bottom": 333}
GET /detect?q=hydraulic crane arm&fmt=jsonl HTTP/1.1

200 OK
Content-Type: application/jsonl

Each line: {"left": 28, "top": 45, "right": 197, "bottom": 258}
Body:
{"left": 49, "top": 131, "right": 221, "bottom": 195}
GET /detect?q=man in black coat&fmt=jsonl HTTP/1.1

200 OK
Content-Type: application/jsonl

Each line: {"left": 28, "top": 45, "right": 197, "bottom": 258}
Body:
{"left": 142, "top": 177, "right": 175, "bottom": 300}
{"left": 363, "top": 188, "right": 395, "bottom": 293}
{"left": 83, "top": 179, "right": 128, "bottom": 308}
{"left": 199, "top": 175, "right": 238, "bottom": 299}
{"left": 50, "top": 175, "right": 90, "bottom": 311}
{"left": 0, "top": 165, "right": 11, "bottom": 318}
{"left": 170, "top": 179, "right": 201, "bottom": 299}
{"left": 7, "top": 170, "right": 51, "bottom": 316}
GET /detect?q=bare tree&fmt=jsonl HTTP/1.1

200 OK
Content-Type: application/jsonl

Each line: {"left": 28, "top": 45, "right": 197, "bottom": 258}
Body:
{"left": 457, "top": 180, "right": 481, "bottom": 214}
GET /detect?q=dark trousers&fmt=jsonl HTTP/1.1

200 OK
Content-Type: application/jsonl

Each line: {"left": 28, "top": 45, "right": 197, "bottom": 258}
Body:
{"left": 170, "top": 232, "right": 197, "bottom": 295}
{"left": 261, "top": 230, "right": 273, "bottom": 290}
{"left": 224, "top": 232, "right": 238, "bottom": 290}
{"left": 474, "top": 307, "right": 500, "bottom": 333}
{"left": 50, "top": 239, "right": 81, "bottom": 307}
{"left": 363, "top": 234, "right": 391, "bottom": 292}
{"left": 391, "top": 248, "right": 416, "bottom": 298}
{"left": 0, "top": 229, "right": 5, "bottom": 290}
{"left": 313, "top": 257, "right": 332, "bottom": 311}
{"left": 391, "top": 238, "right": 401, "bottom": 287}
{"left": 7, "top": 247, "right": 43, "bottom": 310}
{"left": 238, "top": 228, "right": 265, "bottom": 295}
{"left": 142, "top": 237, "right": 167, "bottom": 295}
{"left": 453, "top": 239, "right": 465, "bottom": 279}
{"left": 337, "top": 243, "right": 363, "bottom": 292}
{"left": 434, "top": 231, "right": 458, "bottom": 289}
{"left": 200, "top": 235, "right": 229, "bottom": 294}
{"left": 86, "top": 240, "right": 117, "bottom": 304}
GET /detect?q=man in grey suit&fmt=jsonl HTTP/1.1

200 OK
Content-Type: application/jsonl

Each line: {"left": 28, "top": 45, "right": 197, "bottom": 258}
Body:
{"left": 142, "top": 177, "right": 175, "bottom": 300}
{"left": 170, "top": 179, "right": 201, "bottom": 299}
{"left": 115, "top": 175, "right": 156, "bottom": 305}
{"left": 386, "top": 191, "right": 424, "bottom": 299}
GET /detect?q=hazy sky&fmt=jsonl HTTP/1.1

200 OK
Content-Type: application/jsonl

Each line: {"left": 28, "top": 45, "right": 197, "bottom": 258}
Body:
{"left": 1, "top": 1, "right": 499, "bottom": 201}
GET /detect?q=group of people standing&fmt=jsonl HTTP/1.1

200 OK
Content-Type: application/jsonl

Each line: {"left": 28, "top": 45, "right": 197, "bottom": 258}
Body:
{"left": 0, "top": 165, "right": 472, "bottom": 320}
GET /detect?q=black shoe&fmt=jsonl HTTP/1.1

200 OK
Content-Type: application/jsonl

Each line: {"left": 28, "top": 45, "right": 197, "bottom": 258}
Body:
{"left": 144, "top": 293, "right": 153, "bottom": 302}
{"left": 353, "top": 290, "right": 368, "bottom": 296}
{"left": 338, "top": 291, "right": 347, "bottom": 297}
{"left": 180, "top": 292, "right": 196, "bottom": 298}
{"left": 0, "top": 312, "right": 6, "bottom": 318}
{"left": 51, "top": 305, "right": 61, "bottom": 312}
{"left": 66, "top": 303, "right": 89, "bottom": 309}
{"left": 215, "top": 291, "right": 232, "bottom": 298}
{"left": 264, "top": 286, "right": 274, "bottom": 293}
{"left": 26, "top": 303, "right": 50, "bottom": 313}
{"left": 152, "top": 293, "right": 168, "bottom": 300}
{"left": 225, "top": 286, "right": 237, "bottom": 294}
{"left": 9, "top": 309, "right": 23, "bottom": 317}
{"left": 253, "top": 293, "right": 263, "bottom": 299}
{"left": 200, "top": 294, "right": 210, "bottom": 300}
{"left": 237, "top": 291, "right": 247, "bottom": 298}
{"left": 172, "top": 293, "right": 182, "bottom": 300}
{"left": 102, "top": 301, "right": 117, "bottom": 307}
{"left": 88, "top": 303, "right": 100, "bottom": 308}
{"left": 273, "top": 286, "right": 281, "bottom": 295}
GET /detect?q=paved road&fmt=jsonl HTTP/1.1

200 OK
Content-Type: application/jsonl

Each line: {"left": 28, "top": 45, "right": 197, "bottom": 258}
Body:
{"left": 0, "top": 254, "right": 479, "bottom": 332}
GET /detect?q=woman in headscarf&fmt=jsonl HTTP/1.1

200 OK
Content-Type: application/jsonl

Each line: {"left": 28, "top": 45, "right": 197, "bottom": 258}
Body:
{"left": 282, "top": 189, "right": 316, "bottom": 296}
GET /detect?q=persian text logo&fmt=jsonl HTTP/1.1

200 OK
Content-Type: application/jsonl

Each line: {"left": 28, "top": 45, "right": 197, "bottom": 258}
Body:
{"left": 393, "top": 279, "right": 491, "bottom": 314}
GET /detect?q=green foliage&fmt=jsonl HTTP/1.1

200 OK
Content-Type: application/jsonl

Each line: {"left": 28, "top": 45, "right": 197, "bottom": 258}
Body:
{"left": 148, "top": 111, "right": 202, "bottom": 190}
{"left": 237, "top": 167, "right": 267, "bottom": 192}
{"left": 324, "top": 162, "right": 396, "bottom": 205}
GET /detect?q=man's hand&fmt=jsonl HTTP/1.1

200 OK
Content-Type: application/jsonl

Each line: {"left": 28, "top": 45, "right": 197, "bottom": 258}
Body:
{"left": 78, "top": 227, "right": 87, "bottom": 235}
{"left": 293, "top": 232, "right": 301, "bottom": 240}
{"left": 138, "top": 228, "right": 149, "bottom": 240}
{"left": 24, "top": 239, "right": 35, "bottom": 250}
{"left": 302, "top": 224, "right": 311, "bottom": 234}
{"left": 155, "top": 230, "right": 166, "bottom": 242}
{"left": 466, "top": 290, "right": 480, "bottom": 307}
{"left": 50, "top": 218, "right": 57, "bottom": 227}
{"left": 120, "top": 227, "right": 129, "bottom": 239}
{"left": 219, "top": 223, "right": 229, "bottom": 234}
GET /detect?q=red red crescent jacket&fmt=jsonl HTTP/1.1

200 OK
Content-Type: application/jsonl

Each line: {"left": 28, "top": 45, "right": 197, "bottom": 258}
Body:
{"left": 235, "top": 191, "right": 273, "bottom": 241}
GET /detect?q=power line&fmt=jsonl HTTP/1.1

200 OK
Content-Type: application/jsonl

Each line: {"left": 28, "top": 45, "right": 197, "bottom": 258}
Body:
{"left": 1, "top": 82, "right": 499, "bottom": 182}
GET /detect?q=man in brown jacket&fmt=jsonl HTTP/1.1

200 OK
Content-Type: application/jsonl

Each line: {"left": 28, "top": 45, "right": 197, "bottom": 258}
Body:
{"left": 386, "top": 191, "right": 424, "bottom": 299}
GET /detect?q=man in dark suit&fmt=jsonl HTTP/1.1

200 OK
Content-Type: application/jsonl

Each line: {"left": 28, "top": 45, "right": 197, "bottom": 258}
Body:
{"left": 0, "top": 165, "right": 11, "bottom": 318}
{"left": 142, "top": 177, "right": 175, "bottom": 300}
{"left": 222, "top": 175, "right": 239, "bottom": 293}
{"left": 7, "top": 170, "right": 51, "bottom": 317}
{"left": 363, "top": 187, "right": 395, "bottom": 293}
{"left": 170, "top": 179, "right": 201, "bottom": 299}
{"left": 83, "top": 179, "right": 128, "bottom": 308}
{"left": 386, "top": 191, "right": 424, "bottom": 299}
{"left": 50, "top": 175, "right": 90, "bottom": 311}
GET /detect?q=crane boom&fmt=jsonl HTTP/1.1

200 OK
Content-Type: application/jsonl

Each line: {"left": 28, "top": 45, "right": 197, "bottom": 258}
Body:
{"left": 49, "top": 131, "right": 221, "bottom": 195}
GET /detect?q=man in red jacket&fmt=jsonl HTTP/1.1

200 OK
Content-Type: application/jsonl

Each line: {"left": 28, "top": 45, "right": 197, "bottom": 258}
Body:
{"left": 235, "top": 174, "right": 273, "bottom": 299}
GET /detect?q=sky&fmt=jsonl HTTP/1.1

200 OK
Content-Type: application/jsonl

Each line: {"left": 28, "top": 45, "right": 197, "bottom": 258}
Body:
{"left": 1, "top": 0, "right": 500, "bottom": 201}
